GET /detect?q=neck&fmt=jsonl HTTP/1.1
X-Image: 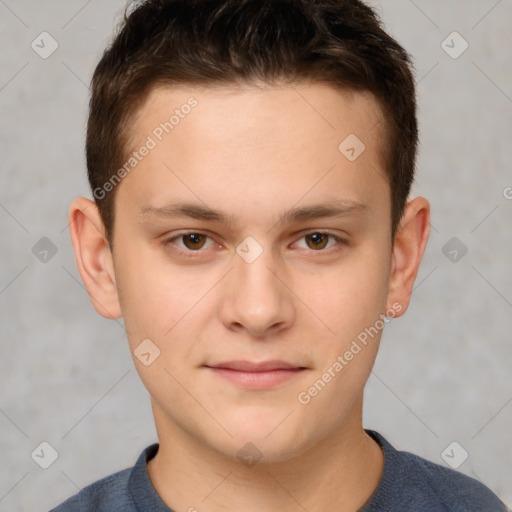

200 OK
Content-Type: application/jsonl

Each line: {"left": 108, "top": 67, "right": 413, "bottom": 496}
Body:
{"left": 147, "top": 398, "right": 384, "bottom": 512}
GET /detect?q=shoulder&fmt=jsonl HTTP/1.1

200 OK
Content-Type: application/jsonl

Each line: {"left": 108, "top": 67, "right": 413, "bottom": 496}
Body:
{"left": 365, "top": 430, "right": 509, "bottom": 512}
{"left": 399, "top": 449, "right": 507, "bottom": 510}
{"left": 49, "top": 444, "right": 160, "bottom": 512}
{"left": 49, "top": 467, "right": 133, "bottom": 511}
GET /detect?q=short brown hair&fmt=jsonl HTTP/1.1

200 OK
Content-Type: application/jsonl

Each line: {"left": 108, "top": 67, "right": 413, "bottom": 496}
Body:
{"left": 87, "top": 0, "right": 418, "bottom": 246}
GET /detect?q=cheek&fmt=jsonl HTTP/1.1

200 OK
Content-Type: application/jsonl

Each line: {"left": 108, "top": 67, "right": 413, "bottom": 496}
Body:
{"left": 292, "top": 268, "right": 390, "bottom": 429}
{"left": 113, "top": 246, "right": 180, "bottom": 342}
{"left": 303, "top": 248, "right": 391, "bottom": 343}
{"left": 114, "top": 245, "right": 218, "bottom": 368}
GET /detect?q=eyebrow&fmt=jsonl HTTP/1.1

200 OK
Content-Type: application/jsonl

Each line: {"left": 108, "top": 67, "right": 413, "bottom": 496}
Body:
{"left": 139, "top": 199, "right": 369, "bottom": 228}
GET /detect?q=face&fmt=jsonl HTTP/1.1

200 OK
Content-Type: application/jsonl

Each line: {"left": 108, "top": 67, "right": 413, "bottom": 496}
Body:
{"left": 98, "top": 82, "right": 403, "bottom": 461}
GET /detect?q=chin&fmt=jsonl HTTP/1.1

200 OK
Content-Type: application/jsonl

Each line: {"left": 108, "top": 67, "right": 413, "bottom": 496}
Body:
{"left": 221, "top": 419, "right": 315, "bottom": 465}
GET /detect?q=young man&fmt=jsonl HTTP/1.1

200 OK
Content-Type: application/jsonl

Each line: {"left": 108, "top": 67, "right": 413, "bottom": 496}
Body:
{"left": 52, "top": 0, "right": 508, "bottom": 510}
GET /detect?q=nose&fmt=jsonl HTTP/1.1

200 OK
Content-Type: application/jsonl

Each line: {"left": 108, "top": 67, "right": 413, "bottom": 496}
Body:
{"left": 217, "top": 243, "right": 296, "bottom": 338}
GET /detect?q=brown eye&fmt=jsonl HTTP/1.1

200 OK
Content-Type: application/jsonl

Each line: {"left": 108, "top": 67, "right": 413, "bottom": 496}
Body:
{"left": 305, "top": 232, "right": 329, "bottom": 250}
{"left": 182, "top": 233, "right": 207, "bottom": 250}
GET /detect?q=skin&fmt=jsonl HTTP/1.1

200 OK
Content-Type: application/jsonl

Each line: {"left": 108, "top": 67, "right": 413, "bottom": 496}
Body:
{"left": 69, "top": 81, "right": 430, "bottom": 512}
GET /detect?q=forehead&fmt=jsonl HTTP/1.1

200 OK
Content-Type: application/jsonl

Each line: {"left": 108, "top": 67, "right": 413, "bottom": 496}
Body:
{"left": 118, "top": 81, "right": 389, "bottom": 225}
{"left": 129, "top": 80, "right": 386, "bottom": 160}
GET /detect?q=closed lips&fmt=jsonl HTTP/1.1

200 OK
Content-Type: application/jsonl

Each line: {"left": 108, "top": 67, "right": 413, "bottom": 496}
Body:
{"left": 205, "top": 361, "right": 306, "bottom": 371}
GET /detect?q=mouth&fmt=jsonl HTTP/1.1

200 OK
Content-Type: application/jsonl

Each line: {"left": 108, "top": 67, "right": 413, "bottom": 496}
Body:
{"left": 203, "top": 360, "right": 308, "bottom": 389}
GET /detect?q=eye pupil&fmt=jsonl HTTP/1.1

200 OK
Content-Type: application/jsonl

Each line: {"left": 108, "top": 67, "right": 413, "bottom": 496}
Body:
{"left": 306, "top": 233, "right": 328, "bottom": 250}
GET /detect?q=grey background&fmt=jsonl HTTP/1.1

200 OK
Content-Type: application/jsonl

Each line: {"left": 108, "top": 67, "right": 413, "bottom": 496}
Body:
{"left": 1, "top": 0, "right": 511, "bottom": 510}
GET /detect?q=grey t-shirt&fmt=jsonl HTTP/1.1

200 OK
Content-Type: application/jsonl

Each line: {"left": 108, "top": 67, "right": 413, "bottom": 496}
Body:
{"left": 50, "top": 430, "right": 509, "bottom": 511}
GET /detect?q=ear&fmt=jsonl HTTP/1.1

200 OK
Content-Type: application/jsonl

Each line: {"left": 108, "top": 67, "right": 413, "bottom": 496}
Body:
{"left": 386, "top": 196, "right": 431, "bottom": 317}
{"left": 68, "top": 197, "right": 122, "bottom": 319}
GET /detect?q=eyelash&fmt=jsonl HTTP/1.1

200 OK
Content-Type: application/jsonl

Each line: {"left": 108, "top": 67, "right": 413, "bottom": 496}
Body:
{"left": 162, "top": 230, "right": 348, "bottom": 258}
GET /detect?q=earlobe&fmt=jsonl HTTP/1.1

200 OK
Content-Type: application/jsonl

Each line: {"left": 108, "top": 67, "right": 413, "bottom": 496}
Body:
{"left": 68, "top": 197, "right": 122, "bottom": 319}
{"left": 386, "top": 196, "right": 431, "bottom": 316}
